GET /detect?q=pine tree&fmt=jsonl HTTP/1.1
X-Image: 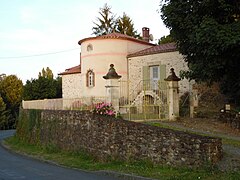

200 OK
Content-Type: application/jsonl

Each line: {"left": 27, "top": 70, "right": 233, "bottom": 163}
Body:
{"left": 116, "top": 13, "right": 140, "bottom": 38}
{"left": 92, "top": 3, "right": 116, "bottom": 36}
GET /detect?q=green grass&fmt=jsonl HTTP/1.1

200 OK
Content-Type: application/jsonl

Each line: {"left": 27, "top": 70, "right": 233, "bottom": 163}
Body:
{"left": 4, "top": 136, "right": 240, "bottom": 180}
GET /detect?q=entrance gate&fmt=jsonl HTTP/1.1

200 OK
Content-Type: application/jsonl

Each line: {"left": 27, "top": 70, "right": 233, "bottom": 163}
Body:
{"left": 119, "top": 80, "right": 168, "bottom": 121}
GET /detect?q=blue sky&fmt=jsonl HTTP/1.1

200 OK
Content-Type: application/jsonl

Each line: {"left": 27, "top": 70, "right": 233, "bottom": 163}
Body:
{"left": 0, "top": 0, "right": 169, "bottom": 83}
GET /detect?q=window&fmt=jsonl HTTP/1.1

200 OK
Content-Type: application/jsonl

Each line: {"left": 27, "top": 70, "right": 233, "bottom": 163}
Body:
{"left": 150, "top": 66, "right": 160, "bottom": 90}
{"left": 87, "top": 44, "right": 93, "bottom": 52}
{"left": 150, "top": 66, "right": 160, "bottom": 80}
{"left": 86, "top": 70, "right": 95, "bottom": 87}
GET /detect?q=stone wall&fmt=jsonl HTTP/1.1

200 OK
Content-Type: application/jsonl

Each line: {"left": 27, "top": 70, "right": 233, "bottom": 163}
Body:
{"left": 17, "top": 109, "right": 222, "bottom": 167}
{"left": 62, "top": 73, "right": 82, "bottom": 99}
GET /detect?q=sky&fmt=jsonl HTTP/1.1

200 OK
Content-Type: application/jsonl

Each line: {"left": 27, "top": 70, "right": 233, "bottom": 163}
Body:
{"left": 0, "top": 0, "right": 170, "bottom": 83}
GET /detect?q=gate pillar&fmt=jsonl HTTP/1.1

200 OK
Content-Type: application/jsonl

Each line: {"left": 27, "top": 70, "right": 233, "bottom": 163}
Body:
{"left": 164, "top": 68, "right": 181, "bottom": 121}
{"left": 103, "top": 64, "right": 121, "bottom": 111}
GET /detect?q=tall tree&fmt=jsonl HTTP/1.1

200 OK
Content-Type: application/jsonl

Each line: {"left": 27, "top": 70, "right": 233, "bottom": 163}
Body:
{"left": 92, "top": 3, "right": 116, "bottom": 36}
{"left": 23, "top": 67, "right": 62, "bottom": 100}
{"left": 158, "top": 34, "right": 174, "bottom": 44}
{"left": 38, "top": 67, "right": 53, "bottom": 79}
{"left": 116, "top": 13, "right": 140, "bottom": 38}
{"left": 160, "top": 0, "right": 240, "bottom": 101}
{"left": 0, "top": 96, "right": 7, "bottom": 130}
{"left": 0, "top": 74, "right": 6, "bottom": 81}
{"left": 0, "top": 75, "right": 23, "bottom": 128}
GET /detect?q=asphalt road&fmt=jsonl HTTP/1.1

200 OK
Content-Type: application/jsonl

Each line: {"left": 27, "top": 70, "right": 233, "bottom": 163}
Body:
{"left": 0, "top": 130, "right": 121, "bottom": 180}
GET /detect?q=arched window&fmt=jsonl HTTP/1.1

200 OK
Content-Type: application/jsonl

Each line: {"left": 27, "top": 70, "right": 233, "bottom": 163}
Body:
{"left": 87, "top": 44, "right": 93, "bottom": 52}
{"left": 86, "top": 70, "right": 95, "bottom": 87}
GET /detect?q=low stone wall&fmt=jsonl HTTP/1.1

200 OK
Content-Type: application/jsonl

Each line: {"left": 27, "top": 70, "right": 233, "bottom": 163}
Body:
{"left": 218, "top": 112, "right": 240, "bottom": 130}
{"left": 17, "top": 109, "right": 222, "bottom": 167}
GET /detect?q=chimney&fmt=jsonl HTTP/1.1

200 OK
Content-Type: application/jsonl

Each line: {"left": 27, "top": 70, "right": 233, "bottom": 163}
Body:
{"left": 142, "top": 27, "right": 150, "bottom": 42}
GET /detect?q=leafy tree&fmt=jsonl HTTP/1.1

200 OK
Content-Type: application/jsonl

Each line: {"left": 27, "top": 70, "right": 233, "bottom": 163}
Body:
{"left": 160, "top": 0, "right": 240, "bottom": 101}
{"left": 0, "top": 96, "right": 7, "bottom": 129}
{"left": 116, "top": 13, "right": 141, "bottom": 38}
{"left": 92, "top": 3, "right": 116, "bottom": 36}
{"left": 55, "top": 76, "right": 62, "bottom": 98}
{"left": 0, "top": 73, "right": 6, "bottom": 81}
{"left": 23, "top": 68, "right": 62, "bottom": 100}
{"left": 158, "top": 34, "right": 174, "bottom": 44}
{"left": 0, "top": 75, "right": 23, "bottom": 128}
{"left": 38, "top": 67, "right": 53, "bottom": 79}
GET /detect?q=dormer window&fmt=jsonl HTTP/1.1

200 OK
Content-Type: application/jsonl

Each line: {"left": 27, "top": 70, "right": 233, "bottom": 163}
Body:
{"left": 86, "top": 69, "right": 95, "bottom": 87}
{"left": 87, "top": 44, "right": 93, "bottom": 52}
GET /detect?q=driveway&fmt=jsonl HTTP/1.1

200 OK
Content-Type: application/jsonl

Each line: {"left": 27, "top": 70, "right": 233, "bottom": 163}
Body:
{"left": 0, "top": 130, "right": 121, "bottom": 180}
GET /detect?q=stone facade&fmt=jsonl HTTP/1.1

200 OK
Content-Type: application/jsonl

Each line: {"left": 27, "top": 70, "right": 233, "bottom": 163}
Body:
{"left": 18, "top": 109, "right": 223, "bottom": 167}
{"left": 128, "top": 51, "right": 190, "bottom": 96}
{"left": 62, "top": 73, "right": 82, "bottom": 99}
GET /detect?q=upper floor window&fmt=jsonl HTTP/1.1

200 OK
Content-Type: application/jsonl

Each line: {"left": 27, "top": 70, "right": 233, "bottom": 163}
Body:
{"left": 86, "top": 69, "right": 95, "bottom": 87}
{"left": 87, "top": 44, "right": 93, "bottom": 52}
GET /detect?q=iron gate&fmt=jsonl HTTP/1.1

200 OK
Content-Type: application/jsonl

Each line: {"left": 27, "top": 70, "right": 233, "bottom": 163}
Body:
{"left": 119, "top": 80, "right": 168, "bottom": 121}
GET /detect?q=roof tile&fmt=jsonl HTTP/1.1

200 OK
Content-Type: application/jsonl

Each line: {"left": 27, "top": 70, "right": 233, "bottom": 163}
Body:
{"left": 127, "top": 42, "right": 177, "bottom": 58}
{"left": 78, "top": 32, "right": 155, "bottom": 46}
{"left": 59, "top": 65, "right": 81, "bottom": 75}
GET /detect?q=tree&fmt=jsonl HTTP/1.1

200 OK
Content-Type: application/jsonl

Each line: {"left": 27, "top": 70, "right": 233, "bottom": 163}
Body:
{"left": 38, "top": 67, "right": 53, "bottom": 79}
{"left": 92, "top": 4, "right": 141, "bottom": 38}
{"left": 23, "top": 67, "right": 62, "bottom": 100}
{"left": 0, "top": 75, "right": 23, "bottom": 128}
{"left": 92, "top": 3, "right": 116, "bottom": 36}
{"left": 0, "top": 96, "right": 7, "bottom": 130}
{"left": 158, "top": 34, "right": 174, "bottom": 44}
{"left": 0, "top": 74, "right": 6, "bottom": 81}
{"left": 160, "top": 0, "right": 240, "bottom": 101}
{"left": 116, "top": 13, "right": 141, "bottom": 38}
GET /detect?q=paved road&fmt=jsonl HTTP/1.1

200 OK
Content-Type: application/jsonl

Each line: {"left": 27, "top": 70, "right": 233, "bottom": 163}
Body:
{"left": 0, "top": 130, "right": 121, "bottom": 180}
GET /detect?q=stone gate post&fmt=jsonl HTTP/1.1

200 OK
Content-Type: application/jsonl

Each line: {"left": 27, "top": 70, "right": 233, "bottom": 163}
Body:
{"left": 164, "top": 68, "right": 181, "bottom": 121}
{"left": 103, "top": 64, "right": 121, "bottom": 111}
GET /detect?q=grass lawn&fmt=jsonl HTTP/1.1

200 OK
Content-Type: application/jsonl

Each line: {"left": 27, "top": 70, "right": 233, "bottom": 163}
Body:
{"left": 4, "top": 136, "right": 240, "bottom": 180}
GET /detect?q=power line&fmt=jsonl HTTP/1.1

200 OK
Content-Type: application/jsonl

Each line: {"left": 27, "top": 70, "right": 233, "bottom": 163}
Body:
{"left": 0, "top": 48, "right": 79, "bottom": 59}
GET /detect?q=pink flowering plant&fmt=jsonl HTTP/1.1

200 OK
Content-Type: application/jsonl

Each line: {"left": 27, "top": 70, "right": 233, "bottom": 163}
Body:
{"left": 92, "top": 102, "right": 115, "bottom": 116}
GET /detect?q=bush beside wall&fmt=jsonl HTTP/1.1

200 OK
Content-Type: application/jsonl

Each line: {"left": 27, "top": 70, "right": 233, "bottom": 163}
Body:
{"left": 218, "top": 112, "right": 240, "bottom": 130}
{"left": 17, "top": 109, "right": 222, "bottom": 166}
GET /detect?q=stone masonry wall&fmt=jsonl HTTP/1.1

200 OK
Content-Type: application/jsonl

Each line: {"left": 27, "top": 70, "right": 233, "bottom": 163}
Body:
{"left": 18, "top": 109, "right": 222, "bottom": 167}
{"left": 62, "top": 73, "right": 82, "bottom": 99}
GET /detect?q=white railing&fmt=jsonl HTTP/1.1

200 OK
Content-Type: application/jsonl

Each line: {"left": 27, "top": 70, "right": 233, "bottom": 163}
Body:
{"left": 22, "top": 97, "right": 106, "bottom": 110}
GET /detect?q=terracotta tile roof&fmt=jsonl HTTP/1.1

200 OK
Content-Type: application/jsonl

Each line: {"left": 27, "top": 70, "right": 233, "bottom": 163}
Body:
{"left": 59, "top": 65, "right": 81, "bottom": 75}
{"left": 127, "top": 42, "right": 177, "bottom": 58}
{"left": 78, "top": 32, "right": 155, "bottom": 46}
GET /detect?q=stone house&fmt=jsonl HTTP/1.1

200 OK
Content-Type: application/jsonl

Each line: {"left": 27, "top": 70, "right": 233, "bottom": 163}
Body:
{"left": 59, "top": 27, "right": 189, "bottom": 101}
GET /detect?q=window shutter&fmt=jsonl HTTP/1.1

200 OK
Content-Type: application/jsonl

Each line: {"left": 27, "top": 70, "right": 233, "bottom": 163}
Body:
{"left": 160, "top": 64, "right": 166, "bottom": 82}
{"left": 86, "top": 72, "right": 89, "bottom": 87}
{"left": 159, "top": 64, "right": 166, "bottom": 89}
{"left": 142, "top": 66, "right": 150, "bottom": 90}
{"left": 92, "top": 72, "right": 95, "bottom": 87}
{"left": 142, "top": 66, "right": 150, "bottom": 81}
